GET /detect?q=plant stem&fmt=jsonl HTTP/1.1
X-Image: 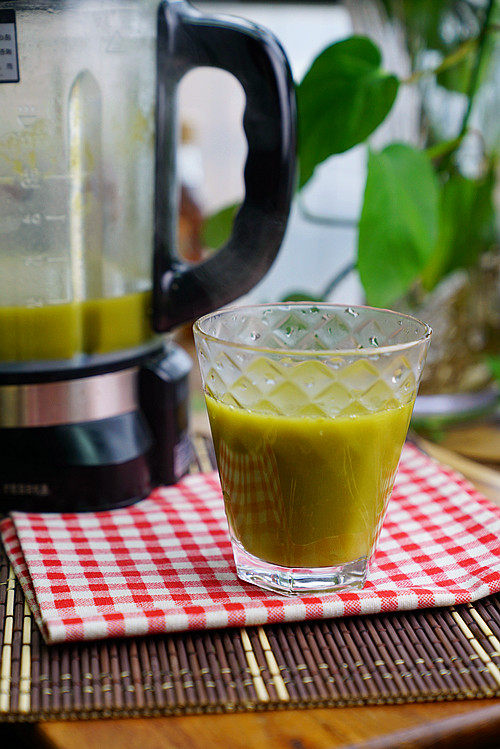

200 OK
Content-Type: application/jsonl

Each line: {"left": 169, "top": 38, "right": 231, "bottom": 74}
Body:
{"left": 321, "top": 262, "right": 356, "bottom": 299}
{"left": 435, "top": 0, "right": 495, "bottom": 174}
{"left": 458, "top": 0, "right": 495, "bottom": 140}
{"left": 402, "top": 37, "right": 477, "bottom": 86}
{"left": 425, "top": 136, "right": 464, "bottom": 161}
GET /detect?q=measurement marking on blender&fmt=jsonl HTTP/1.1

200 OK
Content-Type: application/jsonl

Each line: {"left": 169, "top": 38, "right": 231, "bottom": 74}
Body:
{"left": 20, "top": 175, "right": 41, "bottom": 189}
{"left": 43, "top": 174, "right": 72, "bottom": 181}
{"left": 22, "top": 214, "right": 41, "bottom": 225}
{"left": 24, "top": 256, "right": 67, "bottom": 266}
{"left": 17, "top": 115, "right": 38, "bottom": 128}
{"left": 45, "top": 215, "right": 66, "bottom": 222}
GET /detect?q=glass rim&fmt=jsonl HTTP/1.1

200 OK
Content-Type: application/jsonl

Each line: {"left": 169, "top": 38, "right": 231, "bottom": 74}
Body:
{"left": 193, "top": 302, "right": 432, "bottom": 358}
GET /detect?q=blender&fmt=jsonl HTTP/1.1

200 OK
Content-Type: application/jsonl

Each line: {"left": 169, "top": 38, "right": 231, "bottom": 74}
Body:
{"left": 0, "top": 0, "right": 296, "bottom": 511}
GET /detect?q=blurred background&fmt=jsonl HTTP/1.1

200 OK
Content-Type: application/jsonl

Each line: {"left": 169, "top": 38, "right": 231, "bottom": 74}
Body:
{"left": 177, "top": 0, "right": 499, "bottom": 408}
{"left": 179, "top": 1, "right": 367, "bottom": 304}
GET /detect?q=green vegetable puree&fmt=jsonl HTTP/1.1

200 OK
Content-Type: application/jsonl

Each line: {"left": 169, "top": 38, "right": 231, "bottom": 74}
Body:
{"left": 0, "top": 291, "right": 153, "bottom": 361}
{"left": 206, "top": 393, "right": 413, "bottom": 569}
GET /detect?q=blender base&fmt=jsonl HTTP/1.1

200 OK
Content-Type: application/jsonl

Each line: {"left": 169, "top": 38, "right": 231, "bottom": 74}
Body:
{"left": 0, "top": 342, "right": 192, "bottom": 513}
{"left": 0, "top": 411, "right": 152, "bottom": 513}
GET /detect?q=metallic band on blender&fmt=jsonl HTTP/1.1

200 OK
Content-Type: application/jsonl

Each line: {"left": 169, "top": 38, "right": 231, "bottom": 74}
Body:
{"left": 0, "top": 368, "right": 138, "bottom": 428}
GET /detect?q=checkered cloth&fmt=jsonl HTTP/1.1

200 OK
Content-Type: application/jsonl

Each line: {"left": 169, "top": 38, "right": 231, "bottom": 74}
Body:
{"left": 1, "top": 444, "right": 499, "bottom": 644}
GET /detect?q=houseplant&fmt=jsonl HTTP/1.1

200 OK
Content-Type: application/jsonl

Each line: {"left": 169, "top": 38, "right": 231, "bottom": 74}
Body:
{"left": 203, "top": 0, "right": 499, "bottom": 399}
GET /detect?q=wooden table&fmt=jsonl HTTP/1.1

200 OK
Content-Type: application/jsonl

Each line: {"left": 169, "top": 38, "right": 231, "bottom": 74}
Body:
{"left": 5, "top": 331, "right": 500, "bottom": 748}
{"left": 29, "top": 699, "right": 500, "bottom": 749}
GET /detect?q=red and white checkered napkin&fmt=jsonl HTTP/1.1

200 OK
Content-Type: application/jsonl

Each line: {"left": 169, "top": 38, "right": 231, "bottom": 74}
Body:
{"left": 1, "top": 444, "right": 499, "bottom": 644}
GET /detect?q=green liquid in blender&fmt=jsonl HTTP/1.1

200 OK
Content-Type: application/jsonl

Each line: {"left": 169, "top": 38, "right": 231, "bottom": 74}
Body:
{"left": 0, "top": 291, "right": 153, "bottom": 361}
{"left": 206, "top": 393, "right": 413, "bottom": 569}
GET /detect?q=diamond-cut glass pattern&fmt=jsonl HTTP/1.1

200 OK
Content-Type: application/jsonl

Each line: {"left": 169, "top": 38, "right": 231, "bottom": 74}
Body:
{"left": 315, "top": 382, "right": 353, "bottom": 414}
{"left": 290, "top": 360, "right": 336, "bottom": 397}
{"left": 228, "top": 376, "right": 261, "bottom": 409}
{"left": 195, "top": 305, "right": 430, "bottom": 418}
{"left": 244, "top": 358, "right": 285, "bottom": 395}
{"left": 337, "top": 360, "right": 379, "bottom": 393}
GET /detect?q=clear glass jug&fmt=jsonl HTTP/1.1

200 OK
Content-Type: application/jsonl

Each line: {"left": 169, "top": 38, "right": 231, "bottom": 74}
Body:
{"left": 0, "top": 0, "right": 295, "bottom": 365}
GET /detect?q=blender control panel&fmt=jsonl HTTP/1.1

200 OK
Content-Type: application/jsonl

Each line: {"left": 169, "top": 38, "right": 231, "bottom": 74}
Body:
{"left": 0, "top": 10, "right": 19, "bottom": 83}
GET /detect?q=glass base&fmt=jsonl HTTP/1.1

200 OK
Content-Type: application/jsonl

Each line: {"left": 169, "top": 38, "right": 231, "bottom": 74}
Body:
{"left": 232, "top": 541, "right": 368, "bottom": 596}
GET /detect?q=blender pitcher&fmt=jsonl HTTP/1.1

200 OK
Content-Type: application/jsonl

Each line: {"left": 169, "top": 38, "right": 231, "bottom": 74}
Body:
{"left": 0, "top": 0, "right": 296, "bottom": 511}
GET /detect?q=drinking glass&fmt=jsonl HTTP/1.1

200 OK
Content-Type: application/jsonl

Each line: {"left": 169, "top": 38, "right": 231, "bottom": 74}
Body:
{"left": 194, "top": 303, "right": 431, "bottom": 595}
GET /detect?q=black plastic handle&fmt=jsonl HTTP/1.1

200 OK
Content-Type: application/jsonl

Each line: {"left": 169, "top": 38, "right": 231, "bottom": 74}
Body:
{"left": 153, "top": 0, "right": 296, "bottom": 332}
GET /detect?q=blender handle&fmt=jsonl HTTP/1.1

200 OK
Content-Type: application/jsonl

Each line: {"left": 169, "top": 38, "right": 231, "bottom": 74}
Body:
{"left": 152, "top": 0, "right": 296, "bottom": 332}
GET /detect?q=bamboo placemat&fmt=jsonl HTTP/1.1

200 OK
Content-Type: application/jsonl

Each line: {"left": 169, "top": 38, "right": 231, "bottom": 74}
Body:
{"left": 0, "top": 436, "right": 499, "bottom": 722}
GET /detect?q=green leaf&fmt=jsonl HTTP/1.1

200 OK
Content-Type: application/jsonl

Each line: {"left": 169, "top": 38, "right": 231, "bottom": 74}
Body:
{"left": 201, "top": 203, "right": 239, "bottom": 250}
{"left": 422, "top": 170, "right": 495, "bottom": 289}
{"left": 436, "top": 46, "right": 475, "bottom": 94}
{"left": 398, "top": 1, "right": 452, "bottom": 51}
{"left": 281, "top": 291, "right": 324, "bottom": 303}
{"left": 358, "top": 143, "right": 439, "bottom": 306}
{"left": 486, "top": 355, "right": 500, "bottom": 384}
{"left": 436, "top": 36, "right": 495, "bottom": 95}
{"left": 297, "top": 36, "right": 399, "bottom": 188}
{"left": 437, "top": 0, "right": 498, "bottom": 93}
{"left": 384, "top": 1, "right": 480, "bottom": 55}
